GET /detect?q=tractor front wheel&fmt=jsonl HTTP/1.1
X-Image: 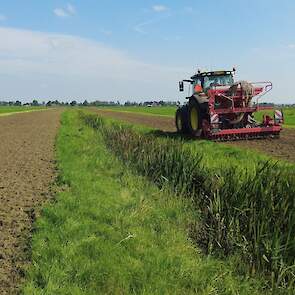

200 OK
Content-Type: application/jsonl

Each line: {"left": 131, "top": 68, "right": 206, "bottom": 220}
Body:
{"left": 188, "top": 100, "right": 203, "bottom": 137}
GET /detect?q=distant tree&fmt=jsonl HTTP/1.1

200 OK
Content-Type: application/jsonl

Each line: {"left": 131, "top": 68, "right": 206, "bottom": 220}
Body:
{"left": 83, "top": 100, "right": 89, "bottom": 106}
{"left": 14, "top": 100, "right": 22, "bottom": 106}
{"left": 70, "top": 100, "right": 77, "bottom": 107}
{"left": 9, "top": 101, "right": 14, "bottom": 106}
{"left": 46, "top": 101, "right": 52, "bottom": 107}
{"left": 32, "top": 100, "right": 39, "bottom": 106}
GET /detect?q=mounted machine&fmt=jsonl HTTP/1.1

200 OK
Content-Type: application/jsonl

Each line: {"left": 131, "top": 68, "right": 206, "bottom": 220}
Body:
{"left": 176, "top": 69, "right": 283, "bottom": 140}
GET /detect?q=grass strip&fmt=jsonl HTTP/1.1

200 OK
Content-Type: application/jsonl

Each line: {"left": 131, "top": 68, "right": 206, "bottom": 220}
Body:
{"left": 24, "top": 110, "right": 268, "bottom": 294}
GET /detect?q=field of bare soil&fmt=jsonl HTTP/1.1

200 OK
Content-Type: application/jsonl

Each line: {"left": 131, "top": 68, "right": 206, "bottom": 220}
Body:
{"left": 0, "top": 110, "right": 61, "bottom": 294}
{"left": 91, "top": 109, "right": 295, "bottom": 163}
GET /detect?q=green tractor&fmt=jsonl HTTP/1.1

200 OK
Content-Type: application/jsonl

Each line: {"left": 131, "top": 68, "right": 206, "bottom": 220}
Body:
{"left": 176, "top": 69, "right": 235, "bottom": 137}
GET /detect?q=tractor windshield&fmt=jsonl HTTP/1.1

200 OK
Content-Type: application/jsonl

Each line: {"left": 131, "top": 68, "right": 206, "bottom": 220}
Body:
{"left": 203, "top": 74, "right": 233, "bottom": 91}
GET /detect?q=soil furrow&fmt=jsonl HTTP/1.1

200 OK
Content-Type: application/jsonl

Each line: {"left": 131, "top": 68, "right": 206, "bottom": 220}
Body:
{"left": 0, "top": 110, "right": 61, "bottom": 294}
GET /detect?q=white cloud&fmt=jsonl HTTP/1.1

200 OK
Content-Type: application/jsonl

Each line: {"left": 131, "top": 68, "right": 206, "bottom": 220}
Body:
{"left": 134, "top": 13, "right": 171, "bottom": 34}
{"left": 287, "top": 44, "right": 295, "bottom": 49}
{"left": 152, "top": 5, "right": 168, "bottom": 12}
{"left": 134, "top": 5, "right": 171, "bottom": 34}
{"left": 0, "top": 14, "right": 7, "bottom": 21}
{"left": 134, "top": 19, "right": 155, "bottom": 34}
{"left": 54, "top": 8, "right": 69, "bottom": 18}
{"left": 0, "top": 27, "right": 293, "bottom": 103}
{"left": 54, "top": 3, "right": 76, "bottom": 18}
{"left": 0, "top": 27, "right": 186, "bottom": 101}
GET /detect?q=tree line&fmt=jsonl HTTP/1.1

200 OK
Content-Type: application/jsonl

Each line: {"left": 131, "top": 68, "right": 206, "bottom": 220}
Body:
{"left": 0, "top": 99, "right": 179, "bottom": 107}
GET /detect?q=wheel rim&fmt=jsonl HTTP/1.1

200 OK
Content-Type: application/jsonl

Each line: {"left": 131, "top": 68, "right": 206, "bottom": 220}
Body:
{"left": 176, "top": 113, "right": 182, "bottom": 130}
{"left": 190, "top": 107, "right": 198, "bottom": 131}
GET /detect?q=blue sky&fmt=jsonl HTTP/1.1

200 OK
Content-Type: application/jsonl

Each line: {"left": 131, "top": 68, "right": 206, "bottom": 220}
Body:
{"left": 0, "top": 0, "right": 294, "bottom": 102}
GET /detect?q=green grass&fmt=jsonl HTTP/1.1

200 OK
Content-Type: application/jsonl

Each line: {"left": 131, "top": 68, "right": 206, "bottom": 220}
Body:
{"left": 0, "top": 106, "right": 45, "bottom": 115}
{"left": 102, "top": 106, "right": 295, "bottom": 127}
{"left": 82, "top": 112, "right": 295, "bottom": 292}
{"left": 24, "top": 110, "right": 269, "bottom": 295}
{"left": 255, "top": 107, "right": 295, "bottom": 128}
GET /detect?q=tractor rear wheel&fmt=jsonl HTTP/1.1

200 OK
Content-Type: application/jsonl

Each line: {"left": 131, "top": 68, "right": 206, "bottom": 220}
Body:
{"left": 188, "top": 100, "right": 203, "bottom": 137}
{"left": 175, "top": 105, "right": 189, "bottom": 134}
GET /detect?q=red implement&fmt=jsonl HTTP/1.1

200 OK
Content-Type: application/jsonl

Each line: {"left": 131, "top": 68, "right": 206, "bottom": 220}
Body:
{"left": 176, "top": 70, "right": 283, "bottom": 140}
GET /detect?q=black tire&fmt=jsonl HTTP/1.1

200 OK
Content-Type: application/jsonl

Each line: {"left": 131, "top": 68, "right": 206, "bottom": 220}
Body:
{"left": 188, "top": 99, "right": 203, "bottom": 137}
{"left": 175, "top": 105, "right": 189, "bottom": 134}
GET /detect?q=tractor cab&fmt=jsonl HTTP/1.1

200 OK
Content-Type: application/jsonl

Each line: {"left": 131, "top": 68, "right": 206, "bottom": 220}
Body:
{"left": 179, "top": 69, "right": 235, "bottom": 95}
{"left": 192, "top": 70, "right": 234, "bottom": 93}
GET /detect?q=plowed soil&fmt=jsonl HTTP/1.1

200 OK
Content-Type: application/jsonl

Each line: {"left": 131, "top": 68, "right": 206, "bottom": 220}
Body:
{"left": 0, "top": 110, "right": 61, "bottom": 294}
{"left": 91, "top": 109, "right": 295, "bottom": 163}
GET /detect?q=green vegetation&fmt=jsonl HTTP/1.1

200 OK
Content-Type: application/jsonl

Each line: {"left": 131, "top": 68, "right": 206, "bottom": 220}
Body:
{"left": 255, "top": 107, "right": 295, "bottom": 128}
{"left": 24, "top": 111, "right": 269, "bottom": 294}
{"left": 282, "top": 108, "right": 295, "bottom": 126}
{"left": 0, "top": 106, "right": 45, "bottom": 115}
{"left": 83, "top": 112, "right": 295, "bottom": 292}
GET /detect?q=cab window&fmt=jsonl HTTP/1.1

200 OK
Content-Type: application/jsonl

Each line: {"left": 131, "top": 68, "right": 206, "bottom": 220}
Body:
{"left": 203, "top": 75, "right": 233, "bottom": 91}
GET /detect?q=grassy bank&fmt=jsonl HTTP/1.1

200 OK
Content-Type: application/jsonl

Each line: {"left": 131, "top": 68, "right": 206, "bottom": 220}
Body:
{"left": 24, "top": 111, "right": 268, "bottom": 294}
{"left": 83, "top": 112, "right": 295, "bottom": 292}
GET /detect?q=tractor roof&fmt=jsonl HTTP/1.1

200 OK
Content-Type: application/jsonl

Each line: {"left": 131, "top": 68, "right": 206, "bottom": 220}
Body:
{"left": 191, "top": 70, "right": 234, "bottom": 80}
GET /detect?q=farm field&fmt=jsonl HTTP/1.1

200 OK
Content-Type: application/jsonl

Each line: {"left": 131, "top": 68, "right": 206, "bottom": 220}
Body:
{"left": 101, "top": 105, "right": 178, "bottom": 117}
{"left": 103, "top": 106, "right": 295, "bottom": 127}
{"left": 0, "top": 110, "right": 61, "bottom": 294}
{"left": 90, "top": 108, "right": 295, "bottom": 163}
{"left": 0, "top": 106, "right": 45, "bottom": 115}
{"left": 0, "top": 108, "right": 294, "bottom": 294}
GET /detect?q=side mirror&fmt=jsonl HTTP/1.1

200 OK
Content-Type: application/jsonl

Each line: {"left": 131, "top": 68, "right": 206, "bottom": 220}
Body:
{"left": 179, "top": 81, "right": 184, "bottom": 92}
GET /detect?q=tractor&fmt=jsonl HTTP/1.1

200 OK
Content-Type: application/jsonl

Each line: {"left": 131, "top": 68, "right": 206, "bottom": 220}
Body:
{"left": 175, "top": 69, "right": 284, "bottom": 140}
